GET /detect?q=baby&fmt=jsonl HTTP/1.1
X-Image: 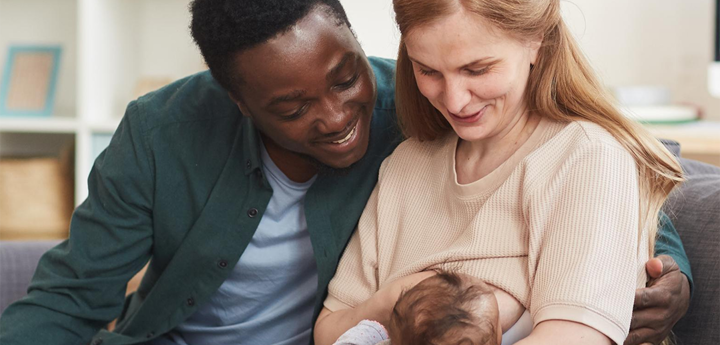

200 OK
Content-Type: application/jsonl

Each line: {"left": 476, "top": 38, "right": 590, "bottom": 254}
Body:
{"left": 333, "top": 270, "right": 502, "bottom": 345}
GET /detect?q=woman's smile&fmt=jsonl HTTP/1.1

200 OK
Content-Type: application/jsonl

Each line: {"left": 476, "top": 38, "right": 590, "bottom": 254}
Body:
{"left": 449, "top": 105, "right": 488, "bottom": 124}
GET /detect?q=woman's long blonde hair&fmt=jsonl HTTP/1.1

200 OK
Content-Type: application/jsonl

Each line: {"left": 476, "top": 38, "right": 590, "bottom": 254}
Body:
{"left": 393, "top": 0, "right": 684, "bottom": 255}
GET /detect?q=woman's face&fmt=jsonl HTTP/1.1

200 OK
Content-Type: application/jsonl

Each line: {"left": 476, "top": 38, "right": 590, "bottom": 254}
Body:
{"left": 404, "top": 9, "right": 541, "bottom": 143}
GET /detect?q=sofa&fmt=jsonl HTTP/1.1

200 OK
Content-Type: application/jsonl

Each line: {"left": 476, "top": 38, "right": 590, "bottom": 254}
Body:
{"left": 660, "top": 142, "right": 720, "bottom": 345}
{"left": 1, "top": 143, "right": 718, "bottom": 344}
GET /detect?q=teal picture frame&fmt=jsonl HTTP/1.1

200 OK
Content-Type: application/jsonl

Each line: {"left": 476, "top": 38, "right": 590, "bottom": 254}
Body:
{"left": 0, "top": 45, "right": 62, "bottom": 117}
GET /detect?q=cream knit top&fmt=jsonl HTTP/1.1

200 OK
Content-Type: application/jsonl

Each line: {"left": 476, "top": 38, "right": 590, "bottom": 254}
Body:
{"left": 325, "top": 119, "right": 650, "bottom": 345}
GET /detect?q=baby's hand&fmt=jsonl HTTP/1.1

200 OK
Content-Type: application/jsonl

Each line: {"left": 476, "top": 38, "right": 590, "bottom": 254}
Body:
{"left": 333, "top": 320, "right": 389, "bottom": 345}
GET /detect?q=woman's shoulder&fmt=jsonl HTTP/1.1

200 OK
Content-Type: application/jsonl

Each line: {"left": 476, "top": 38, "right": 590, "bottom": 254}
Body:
{"left": 524, "top": 119, "right": 636, "bottom": 181}
{"left": 530, "top": 119, "right": 630, "bottom": 162}
{"left": 522, "top": 119, "right": 639, "bottom": 198}
{"left": 561, "top": 120, "right": 626, "bottom": 151}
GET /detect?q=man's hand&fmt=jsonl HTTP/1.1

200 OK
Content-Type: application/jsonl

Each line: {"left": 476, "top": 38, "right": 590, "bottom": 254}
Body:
{"left": 624, "top": 255, "right": 690, "bottom": 345}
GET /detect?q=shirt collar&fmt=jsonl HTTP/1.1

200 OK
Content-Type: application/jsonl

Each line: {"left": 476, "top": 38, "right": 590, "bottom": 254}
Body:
{"left": 241, "top": 116, "right": 263, "bottom": 176}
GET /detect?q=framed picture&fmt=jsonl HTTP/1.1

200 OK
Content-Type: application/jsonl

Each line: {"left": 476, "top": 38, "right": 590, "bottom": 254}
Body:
{"left": 0, "top": 45, "right": 62, "bottom": 117}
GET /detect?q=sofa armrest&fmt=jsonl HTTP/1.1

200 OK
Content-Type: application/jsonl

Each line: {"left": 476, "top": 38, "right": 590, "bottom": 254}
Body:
{"left": 0, "top": 240, "right": 62, "bottom": 314}
{"left": 663, "top": 159, "right": 720, "bottom": 345}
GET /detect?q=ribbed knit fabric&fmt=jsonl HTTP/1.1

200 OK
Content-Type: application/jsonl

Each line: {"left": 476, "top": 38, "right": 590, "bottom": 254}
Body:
{"left": 325, "top": 118, "right": 649, "bottom": 345}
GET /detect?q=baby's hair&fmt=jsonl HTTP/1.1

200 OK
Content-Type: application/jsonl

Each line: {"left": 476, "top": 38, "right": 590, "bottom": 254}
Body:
{"left": 388, "top": 270, "right": 499, "bottom": 345}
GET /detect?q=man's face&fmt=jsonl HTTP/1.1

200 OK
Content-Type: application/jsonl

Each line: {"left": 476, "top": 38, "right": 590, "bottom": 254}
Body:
{"left": 232, "top": 6, "right": 376, "bottom": 170}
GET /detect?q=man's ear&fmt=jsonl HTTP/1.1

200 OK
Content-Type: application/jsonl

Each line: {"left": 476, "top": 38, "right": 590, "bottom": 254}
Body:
{"left": 228, "top": 92, "right": 252, "bottom": 118}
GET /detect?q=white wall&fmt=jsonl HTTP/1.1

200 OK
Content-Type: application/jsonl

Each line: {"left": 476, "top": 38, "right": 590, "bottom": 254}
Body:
{"left": 563, "top": 0, "right": 719, "bottom": 120}
{"left": 342, "top": 0, "right": 719, "bottom": 120}
{"left": 340, "top": 0, "right": 400, "bottom": 59}
{"left": 137, "top": 0, "right": 204, "bottom": 80}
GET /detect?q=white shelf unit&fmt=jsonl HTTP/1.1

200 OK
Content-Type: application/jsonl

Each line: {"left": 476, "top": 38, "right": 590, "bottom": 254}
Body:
{"left": 0, "top": 116, "right": 78, "bottom": 134}
{"left": 0, "top": 0, "right": 204, "bottom": 206}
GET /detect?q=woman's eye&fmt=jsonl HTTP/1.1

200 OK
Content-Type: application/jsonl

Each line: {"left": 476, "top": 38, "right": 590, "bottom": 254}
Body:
{"left": 467, "top": 67, "right": 489, "bottom": 76}
{"left": 419, "top": 68, "right": 437, "bottom": 76}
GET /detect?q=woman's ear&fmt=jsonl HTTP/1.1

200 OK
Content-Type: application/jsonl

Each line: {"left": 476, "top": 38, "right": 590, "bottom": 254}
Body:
{"left": 228, "top": 92, "right": 252, "bottom": 118}
{"left": 528, "top": 35, "right": 543, "bottom": 65}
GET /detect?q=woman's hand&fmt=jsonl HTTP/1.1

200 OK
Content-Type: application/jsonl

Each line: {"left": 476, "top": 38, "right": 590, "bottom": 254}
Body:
{"left": 314, "top": 271, "right": 437, "bottom": 345}
{"left": 360, "top": 271, "right": 438, "bottom": 326}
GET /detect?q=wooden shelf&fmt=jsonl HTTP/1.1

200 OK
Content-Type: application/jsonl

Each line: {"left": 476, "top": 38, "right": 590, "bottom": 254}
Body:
{"left": 0, "top": 116, "right": 79, "bottom": 133}
{"left": 1, "top": 0, "right": 200, "bottom": 210}
{"left": 85, "top": 118, "right": 122, "bottom": 133}
{"left": 647, "top": 121, "right": 720, "bottom": 166}
{"left": 0, "top": 116, "right": 120, "bottom": 134}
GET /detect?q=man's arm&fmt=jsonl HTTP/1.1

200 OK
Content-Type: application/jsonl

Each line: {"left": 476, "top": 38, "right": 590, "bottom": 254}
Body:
{"left": 0, "top": 101, "right": 154, "bottom": 344}
{"left": 625, "top": 212, "right": 692, "bottom": 345}
{"left": 653, "top": 211, "right": 693, "bottom": 291}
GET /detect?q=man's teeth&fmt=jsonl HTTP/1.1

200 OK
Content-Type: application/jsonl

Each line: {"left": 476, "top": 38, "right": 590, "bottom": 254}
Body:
{"left": 332, "top": 126, "right": 356, "bottom": 144}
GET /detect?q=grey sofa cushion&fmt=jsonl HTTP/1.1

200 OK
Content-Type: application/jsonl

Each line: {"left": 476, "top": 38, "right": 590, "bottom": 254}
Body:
{"left": 664, "top": 158, "right": 720, "bottom": 345}
{"left": 0, "top": 240, "right": 61, "bottom": 314}
{"left": 660, "top": 139, "right": 682, "bottom": 157}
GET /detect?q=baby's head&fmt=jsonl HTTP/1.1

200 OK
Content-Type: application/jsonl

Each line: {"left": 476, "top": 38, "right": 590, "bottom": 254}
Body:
{"left": 388, "top": 271, "right": 500, "bottom": 345}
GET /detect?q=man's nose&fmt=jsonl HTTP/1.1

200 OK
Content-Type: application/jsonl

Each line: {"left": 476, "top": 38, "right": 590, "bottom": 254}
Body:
{"left": 315, "top": 97, "right": 351, "bottom": 134}
{"left": 443, "top": 77, "right": 471, "bottom": 115}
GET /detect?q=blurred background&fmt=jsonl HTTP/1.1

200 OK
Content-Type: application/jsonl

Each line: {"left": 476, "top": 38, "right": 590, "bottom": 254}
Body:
{"left": 0, "top": 0, "right": 718, "bottom": 241}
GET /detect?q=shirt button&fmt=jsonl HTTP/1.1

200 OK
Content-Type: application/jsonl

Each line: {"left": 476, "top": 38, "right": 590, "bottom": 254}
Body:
{"left": 218, "top": 260, "right": 228, "bottom": 268}
{"left": 91, "top": 339, "right": 103, "bottom": 345}
{"left": 187, "top": 297, "right": 195, "bottom": 306}
{"left": 247, "top": 208, "right": 258, "bottom": 218}
{"left": 146, "top": 332, "right": 155, "bottom": 339}
{"left": 246, "top": 160, "right": 251, "bottom": 168}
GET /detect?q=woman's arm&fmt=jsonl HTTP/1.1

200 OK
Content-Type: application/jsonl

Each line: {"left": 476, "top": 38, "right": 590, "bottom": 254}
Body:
{"left": 514, "top": 320, "right": 611, "bottom": 345}
{"left": 314, "top": 305, "right": 385, "bottom": 345}
{"left": 314, "top": 272, "right": 437, "bottom": 345}
{"left": 524, "top": 140, "right": 645, "bottom": 345}
{"left": 315, "top": 288, "right": 396, "bottom": 345}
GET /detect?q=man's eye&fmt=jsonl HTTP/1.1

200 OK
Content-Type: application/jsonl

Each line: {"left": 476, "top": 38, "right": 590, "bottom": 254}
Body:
{"left": 283, "top": 104, "right": 309, "bottom": 120}
{"left": 335, "top": 73, "right": 360, "bottom": 90}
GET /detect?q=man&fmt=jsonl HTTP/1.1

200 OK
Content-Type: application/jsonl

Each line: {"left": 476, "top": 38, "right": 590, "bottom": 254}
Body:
{"left": 0, "top": 1, "right": 691, "bottom": 344}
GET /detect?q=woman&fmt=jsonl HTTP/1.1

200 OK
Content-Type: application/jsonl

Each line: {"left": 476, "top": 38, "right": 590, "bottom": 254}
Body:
{"left": 315, "top": 0, "right": 683, "bottom": 344}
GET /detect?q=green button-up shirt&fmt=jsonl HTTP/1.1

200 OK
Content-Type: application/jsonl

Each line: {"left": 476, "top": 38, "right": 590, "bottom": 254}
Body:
{"left": 0, "top": 57, "right": 691, "bottom": 345}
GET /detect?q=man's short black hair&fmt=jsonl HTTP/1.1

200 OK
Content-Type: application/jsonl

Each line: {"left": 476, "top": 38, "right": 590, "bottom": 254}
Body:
{"left": 190, "top": 0, "right": 352, "bottom": 96}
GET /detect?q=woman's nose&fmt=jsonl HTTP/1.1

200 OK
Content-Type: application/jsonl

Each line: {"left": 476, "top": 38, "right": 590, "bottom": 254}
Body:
{"left": 443, "top": 78, "right": 471, "bottom": 115}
